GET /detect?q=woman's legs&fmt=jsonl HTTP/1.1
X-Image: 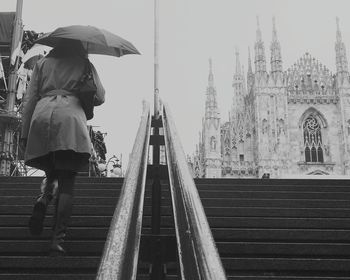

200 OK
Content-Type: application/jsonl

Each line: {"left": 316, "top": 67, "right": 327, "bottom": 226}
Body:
{"left": 50, "top": 170, "right": 76, "bottom": 256}
{"left": 28, "top": 170, "right": 58, "bottom": 236}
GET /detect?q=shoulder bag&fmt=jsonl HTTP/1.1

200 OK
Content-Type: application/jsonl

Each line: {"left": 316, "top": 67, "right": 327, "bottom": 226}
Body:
{"left": 75, "top": 59, "right": 97, "bottom": 120}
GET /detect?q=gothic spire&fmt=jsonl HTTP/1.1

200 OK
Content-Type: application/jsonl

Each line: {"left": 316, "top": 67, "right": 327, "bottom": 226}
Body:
{"left": 247, "top": 46, "right": 254, "bottom": 91}
{"left": 208, "top": 57, "right": 214, "bottom": 87}
{"left": 205, "top": 58, "right": 219, "bottom": 119}
{"left": 248, "top": 46, "right": 253, "bottom": 74}
{"left": 254, "top": 16, "right": 267, "bottom": 73}
{"left": 336, "top": 17, "right": 342, "bottom": 42}
{"left": 256, "top": 16, "right": 262, "bottom": 42}
{"left": 335, "top": 17, "right": 348, "bottom": 75}
{"left": 272, "top": 16, "right": 277, "bottom": 42}
{"left": 232, "top": 49, "right": 246, "bottom": 117}
{"left": 270, "top": 16, "right": 283, "bottom": 74}
{"left": 235, "top": 47, "right": 241, "bottom": 75}
{"left": 233, "top": 49, "right": 244, "bottom": 85}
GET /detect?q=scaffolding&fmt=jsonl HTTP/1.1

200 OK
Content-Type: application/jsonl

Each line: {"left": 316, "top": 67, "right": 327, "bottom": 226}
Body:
{"left": 0, "top": 1, "right": 23, "bottom": 176}
{"left": 0, "top": 1, "right": 44, "bottom": 176}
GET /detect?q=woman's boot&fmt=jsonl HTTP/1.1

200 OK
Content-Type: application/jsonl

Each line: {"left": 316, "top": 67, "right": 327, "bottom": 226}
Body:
{"left": 29, "top": 178, "right": 58, "bottom": 235}
{"left": 50, "top": 193, "right": 73, "bottom": 256}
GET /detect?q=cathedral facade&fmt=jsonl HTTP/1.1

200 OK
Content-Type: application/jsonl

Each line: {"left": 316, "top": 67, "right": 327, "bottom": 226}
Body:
{"left": 190, "top": 18, "right": 350, "bottom": 178}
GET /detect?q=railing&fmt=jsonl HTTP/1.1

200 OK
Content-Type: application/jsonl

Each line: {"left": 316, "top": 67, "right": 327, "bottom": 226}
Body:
{"left": 162, "top": 103, "right": 227, "bottom": 280}
{"left": 96, "top": 102, "right": 151, "bottom": 280}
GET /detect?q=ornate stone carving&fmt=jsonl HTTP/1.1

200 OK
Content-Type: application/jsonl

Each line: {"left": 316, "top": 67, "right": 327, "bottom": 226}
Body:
{"left": 286, "top": 53, "right": 337, "bottom": 104}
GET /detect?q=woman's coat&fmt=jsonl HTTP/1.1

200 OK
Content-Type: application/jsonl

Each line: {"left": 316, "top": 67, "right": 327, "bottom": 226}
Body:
{"left": 21, "top": 56, "right": 105, "bottom": 166}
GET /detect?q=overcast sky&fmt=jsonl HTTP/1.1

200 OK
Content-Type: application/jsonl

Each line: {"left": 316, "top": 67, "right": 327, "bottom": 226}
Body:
{"left": 3, "top": 0, "right": 350, "bottom": 169}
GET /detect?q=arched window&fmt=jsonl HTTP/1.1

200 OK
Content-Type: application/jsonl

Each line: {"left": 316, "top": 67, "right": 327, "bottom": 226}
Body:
{"left": 303, "top": 115, "right": 324, "bottom": 163}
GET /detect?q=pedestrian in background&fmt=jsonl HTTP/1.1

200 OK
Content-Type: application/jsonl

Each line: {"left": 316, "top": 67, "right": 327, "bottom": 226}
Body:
{"left": 20, "top": 38, "right": 105, "bottom": 256}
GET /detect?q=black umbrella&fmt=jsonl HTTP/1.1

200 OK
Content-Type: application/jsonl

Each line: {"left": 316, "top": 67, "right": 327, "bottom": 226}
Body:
{"left": 35, "top": 25, "right": 140, "bottom": 57}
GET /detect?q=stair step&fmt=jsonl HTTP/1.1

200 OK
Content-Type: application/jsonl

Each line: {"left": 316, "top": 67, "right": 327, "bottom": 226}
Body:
{"left": 0, "top": 183, "right": 123, "bottom": 190}
{"left": 3, "top": 215, "right": 350, "bottom": 229}
{"left": 140, "top": 227, "right": 350, "bottom": 242}
{"left": 0, "top": 256, "right": 100, "bottom": 269}
{"left": 221, "top": 257, "right": 350, "bottom": 272}
{"left": 203, "top": 207, "right": 350, "bottom": 218}
{"left": 210, "top": 228, "right": 350, "bottom": 242}
{"left": 0, "top": 215, "right": 114, "bottom": 227}
{"left": 194, "top": 184, "right": 350, "bottom": 192}
{"left": 0, "top": 227, "right": 109, "bottom": 240}
{"left": 3, "top": 188, "right": 350, "bottom": 199}
{"left": 0, "top": 189, "right": 122, "bottom": 197}
{"left": 0, "top": 205, "right": 117, "bottom": 216}
{"left": 0, "top": 274, "right": 96, "bottom": 280}
{"left": 0, "top": 196, "right": 121, "bottom": 206}
{"left": 227, "top": 277, "right": 350, "bottom": 280}
{"left": 0, "top": 240, "right": 105, "bottom": 256}
{"left": 3, "top": 205, "right": 350, "bottom": 218}
{"left": 199, "top": 198, "right": 350, "bottom": 208}
{"left": 4, "top": 240, "right": 349, "bottom": 257}
{"left": 216, "top": 241, "right": 350, "bottom": 257}
{"left": 14, "top": 226, "right": 350, "bottom": 242}
{"left": 194, "top": 178, "right": 350, "bottom": 187}
{"left": 3, "top": 197, "right": 350, "bottom": 208}
{"left": 0, "top": 176, "right": 124, "bottom": 184}
{"left": 198, "top": 191, "right": 350, "bottom": 199}
{"left": 0, "top": 274, "right": 171, "bottom": 280}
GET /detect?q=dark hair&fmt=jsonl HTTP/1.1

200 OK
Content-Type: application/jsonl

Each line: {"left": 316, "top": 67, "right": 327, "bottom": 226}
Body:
{"left": 47, "top": 38, "right": 87, "bottom": 58}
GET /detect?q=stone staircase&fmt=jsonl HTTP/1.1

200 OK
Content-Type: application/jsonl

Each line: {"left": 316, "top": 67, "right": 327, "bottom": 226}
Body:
{"left": 1, "top": 176, "right": 350, "bottom": 279}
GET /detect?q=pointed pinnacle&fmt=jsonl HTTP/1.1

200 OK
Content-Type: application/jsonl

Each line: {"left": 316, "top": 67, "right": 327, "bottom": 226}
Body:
{"left": 336, "top": 17, "right": 340, "bottom": 31}
{"left": 248, "top": 46, "right": 253, "bottom": 72}
{"left": 256, "top": 15, "right": 262, "bottom": 41}
{"left": 272, "top": 16, "right": 277, "bottom": 41}
{"left": 235, "top": 47, "right": 241, "bottom": 74}
{"left": 336, "top": 17, "right": 342, "bottom": 41}
{"left": 208, "top": 57, "right": 214, "bottom": 85}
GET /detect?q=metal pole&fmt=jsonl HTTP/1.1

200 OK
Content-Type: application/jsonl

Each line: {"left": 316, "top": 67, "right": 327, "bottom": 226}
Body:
{"left": 1, "top": 0, "right": 23, "bottom": 176}
{"left": 154, "top": 0, "right": 160, "bottom": 119}
{"left": 7, "top": 0, "right": 23, "bottom": 113}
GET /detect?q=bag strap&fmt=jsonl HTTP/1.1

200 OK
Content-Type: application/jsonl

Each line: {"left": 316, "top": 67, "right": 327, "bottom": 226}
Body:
{"left": 81, "top": 58, "right": 92, "bottom": 81}
{"left": 74, "top": 58, "right": 93, "bottom": 91}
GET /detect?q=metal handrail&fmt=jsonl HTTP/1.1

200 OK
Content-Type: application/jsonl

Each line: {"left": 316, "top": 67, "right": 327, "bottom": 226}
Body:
{"left": 96, "top": 102, "right": 151, "bottom": 280}
{"left": 162, "top": 103, "right": 227, "bottom": 279}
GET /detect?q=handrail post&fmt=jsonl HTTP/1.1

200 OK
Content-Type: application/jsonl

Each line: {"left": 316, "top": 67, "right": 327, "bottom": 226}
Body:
{"left": 150, "top": 115, "right": 164, "bottom": 279}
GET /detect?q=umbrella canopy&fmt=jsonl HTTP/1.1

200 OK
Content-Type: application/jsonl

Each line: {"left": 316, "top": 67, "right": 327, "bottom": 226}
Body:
{"left": 24, "top": 54, "right": 43, "bottom": 69}
{"left": 35, "top": 25, "right": 140, "bottom": 57}
{"left": 22, "top": 44, "right": 51, "bottom": 69}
